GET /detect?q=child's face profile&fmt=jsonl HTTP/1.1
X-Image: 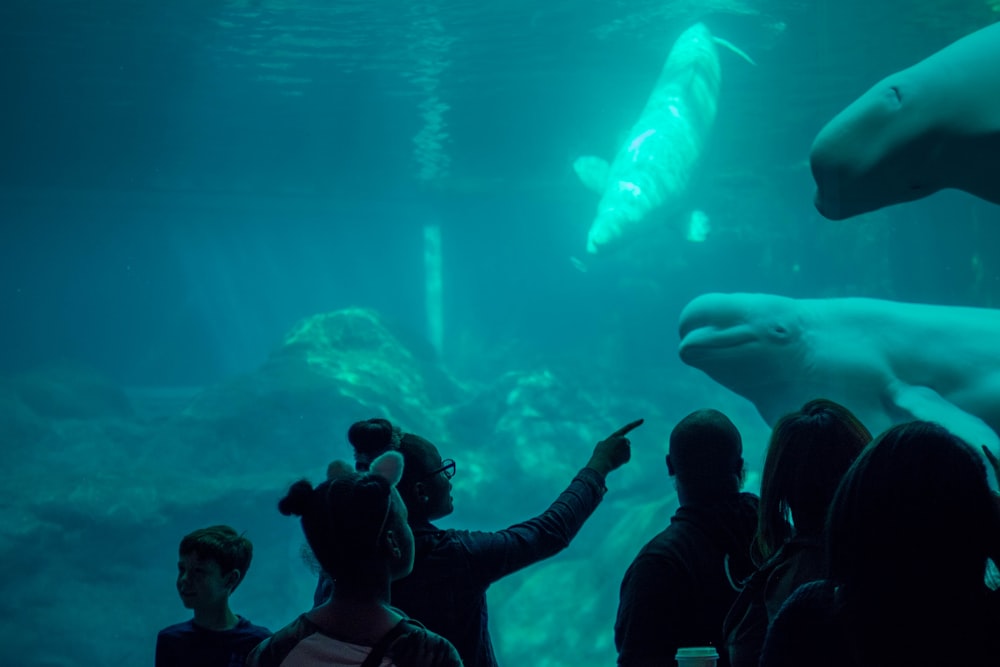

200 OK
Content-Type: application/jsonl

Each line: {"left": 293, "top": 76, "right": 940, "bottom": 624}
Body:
{"left": 176, "top": 551, "right": 234, "bottom": 612}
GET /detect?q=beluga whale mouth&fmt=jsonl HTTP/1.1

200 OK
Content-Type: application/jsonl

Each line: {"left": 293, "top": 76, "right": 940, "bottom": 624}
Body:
{"left": 679, "top": 322, "right": 762, "bottom": 363}
{"left": 678, "top": 292, "right": 794, "bottom": 365}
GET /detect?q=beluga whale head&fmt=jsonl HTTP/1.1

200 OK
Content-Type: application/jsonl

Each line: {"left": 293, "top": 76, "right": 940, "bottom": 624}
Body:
{"left": 810, "top": 79, "right": 940, "bottom": 220}
{"left": 678, "top": 292, "right": 806, "bottom": 400}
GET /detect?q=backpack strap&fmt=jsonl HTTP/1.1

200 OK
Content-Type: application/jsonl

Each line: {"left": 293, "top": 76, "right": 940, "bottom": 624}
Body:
{"left": 360, "top": 620, "right": 415, "bottom": 667}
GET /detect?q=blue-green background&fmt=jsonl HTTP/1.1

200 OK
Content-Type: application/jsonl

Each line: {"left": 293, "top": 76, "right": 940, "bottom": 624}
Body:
{"left": 2, "top": 1, "right": 999, "bottom": 665}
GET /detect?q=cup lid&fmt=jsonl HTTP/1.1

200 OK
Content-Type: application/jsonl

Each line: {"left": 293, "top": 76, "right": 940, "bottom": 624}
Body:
{"left": 675, "top": 647, "right": 719, "bottom": 658}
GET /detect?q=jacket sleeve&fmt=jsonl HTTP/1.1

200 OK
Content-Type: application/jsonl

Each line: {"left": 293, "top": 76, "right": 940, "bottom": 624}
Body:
{"left": 458, "top": 467, "right": 606, "bottom": 585}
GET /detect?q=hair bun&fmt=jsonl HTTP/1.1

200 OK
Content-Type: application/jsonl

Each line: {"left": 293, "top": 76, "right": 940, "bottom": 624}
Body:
{"left": 278, "top": 479, "right": 315, "bottom": 517}
{"left": 348, "top": 418, "right": 395, "bottom": 453}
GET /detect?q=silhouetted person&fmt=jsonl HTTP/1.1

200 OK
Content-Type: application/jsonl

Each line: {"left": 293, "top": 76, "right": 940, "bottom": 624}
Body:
{"left": 761, "top": 421, "right": 1000, "bottom": 666}
{"left": 723, "top": 399, "right": 870, "bottom": 667}
{"left": 315, "top": 416, "right": 643, "bottom": 667}
{"left": 615, "top": 409, "right": 758, "bottom": 667}
{"left": 248, "top": 451, "right": 462, "bottom": 667}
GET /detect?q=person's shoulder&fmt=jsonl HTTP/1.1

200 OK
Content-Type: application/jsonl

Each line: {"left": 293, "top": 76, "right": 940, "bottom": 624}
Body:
{"left": 761, "top": 580, "right": 841, "bottom": 667}
{"left": 156, "top": 620, "right": 195, "bottom": 639}
{"left": 269, "top": 614, "right": 317, "bottom": 640}
{"left": 246, "top": 615, "right": 317, "bottom": 667}
{"left": 772, "top": 579, "right": 838, "bottom": 625}
{"left": 631, "top": 523, "right": 685, "bottom": 561}
{"left": 785, "top": 578, "right": 836, "bottom": 603}
{"left": 764, "top": 541, "right": 826, "bottom": 589}
{"left": 389, "top": 621, "right": 463, "bottom": 667}
{"left": 621, "top": 530, "right": 688, "bottom": 587}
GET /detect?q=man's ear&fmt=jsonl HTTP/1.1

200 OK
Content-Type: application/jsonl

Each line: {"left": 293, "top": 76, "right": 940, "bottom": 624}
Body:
{"left": 370, "top": 451, "right": 404, "bottom": 487}
{"left": 225, "top": 569, "right": 242, "bottom": 593}
{"left": 666, "top": 454, "right": 675, "bottom": 476}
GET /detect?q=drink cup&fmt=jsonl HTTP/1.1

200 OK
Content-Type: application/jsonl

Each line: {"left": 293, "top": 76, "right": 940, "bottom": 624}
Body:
{"left": 675, "top": 646, "right": 719, "bottom": 667}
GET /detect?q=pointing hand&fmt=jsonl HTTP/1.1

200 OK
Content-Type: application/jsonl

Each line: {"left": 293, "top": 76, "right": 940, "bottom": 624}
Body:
{"left": 588, "top": 418, "right": 645, "bottom": 478}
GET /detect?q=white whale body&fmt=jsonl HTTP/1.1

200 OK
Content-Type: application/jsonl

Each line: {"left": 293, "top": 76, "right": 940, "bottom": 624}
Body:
{"left": 811, "top": 21, "right": 1000, "bottom": 220}
{"left": 574, "top": 23, "right": 751, "bottom": 255}
{"left": 678, "top": 292, "right": 1000, "bottom": 478}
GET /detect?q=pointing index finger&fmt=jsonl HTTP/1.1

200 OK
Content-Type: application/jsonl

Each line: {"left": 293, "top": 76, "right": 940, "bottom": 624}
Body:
{"left": 612, "top": 418, "right": 645, "bottom": 438}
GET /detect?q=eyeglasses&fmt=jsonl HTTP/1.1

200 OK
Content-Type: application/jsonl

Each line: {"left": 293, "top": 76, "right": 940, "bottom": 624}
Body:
{"left": 419, "top": 459, "right": 456, "bottom": 482}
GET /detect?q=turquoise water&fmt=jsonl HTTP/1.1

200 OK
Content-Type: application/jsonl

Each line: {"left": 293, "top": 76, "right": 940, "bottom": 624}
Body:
{"left": 1, "top": 1, "right": 998, "bottom": 665}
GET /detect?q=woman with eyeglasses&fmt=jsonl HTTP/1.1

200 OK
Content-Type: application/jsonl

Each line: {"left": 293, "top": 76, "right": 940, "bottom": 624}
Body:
{"left": 315, "top": 415, "right": 643, "bottom": 667}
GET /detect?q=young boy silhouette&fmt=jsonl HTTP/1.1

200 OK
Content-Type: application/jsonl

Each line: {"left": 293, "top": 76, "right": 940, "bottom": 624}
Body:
{"left": 155, "top": 525, "right": 271, "bottom": 667}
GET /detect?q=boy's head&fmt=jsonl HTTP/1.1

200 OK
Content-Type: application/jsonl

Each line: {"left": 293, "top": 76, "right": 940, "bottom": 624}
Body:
{"left": 176, "top": 525, "right": 253, "bottom": 612}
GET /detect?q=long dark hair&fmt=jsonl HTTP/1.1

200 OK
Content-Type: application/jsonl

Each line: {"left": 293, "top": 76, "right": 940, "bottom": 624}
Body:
{"left": 754, "top": 398, "right": 870, "bottom": 562}
{"left": 827, "top": 421, "right": 998, "bottom": 662}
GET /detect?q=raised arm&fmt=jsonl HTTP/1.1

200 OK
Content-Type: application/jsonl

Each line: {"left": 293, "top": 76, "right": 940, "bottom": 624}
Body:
{"left": 461, "top": 418, "right": 644, "bottom": 584}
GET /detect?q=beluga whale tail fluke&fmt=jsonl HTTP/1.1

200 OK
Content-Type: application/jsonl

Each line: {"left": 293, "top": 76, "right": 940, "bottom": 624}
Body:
{"left": 574, "top": 23, "right": 753, "bottom": 257}
{"left": 810, "top": 21, "right": 1000, "bottom": 220}
{"left": 677, "top": 292, "right": 1000, "bottom": 485}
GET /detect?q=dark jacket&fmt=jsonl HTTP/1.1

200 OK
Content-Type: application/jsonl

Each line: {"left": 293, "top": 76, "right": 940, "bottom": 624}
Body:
{"left": 615, "top": 492, "right": 759, "bottom": 667}
{"left": 722, "top": 535, "right": 825, "bottom": 667}
{"left": 155, "top": 617, "right": 271, "bottom": 667}
{"left": 761, "top": 579, "right": 1000, "bottom": 667}
{"left": 316, "top": 467, "right": 607, "bottom": 667}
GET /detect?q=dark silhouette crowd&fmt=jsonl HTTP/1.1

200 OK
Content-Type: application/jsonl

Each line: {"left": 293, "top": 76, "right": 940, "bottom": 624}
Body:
{"left": 155, "top": 404, "right": 1000, "bottom": 667}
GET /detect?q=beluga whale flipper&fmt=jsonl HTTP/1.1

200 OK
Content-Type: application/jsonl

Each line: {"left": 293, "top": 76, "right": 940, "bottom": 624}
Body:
{"left": 574, "top": 23, "right": 754, "bottom": 256}
{"left": 810, "top": 21, "right": 1000, "bottom": 220}
{"left": 677, "top": 292, "right": 1000, "bottom": 478}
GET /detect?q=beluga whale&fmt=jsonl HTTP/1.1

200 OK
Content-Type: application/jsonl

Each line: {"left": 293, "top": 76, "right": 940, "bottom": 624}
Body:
{"left": 677, "top": 292, "right": 1000, "bottom": 473}
{"left": 574, "top": 22, "right": 753, "bottom": 256}
{"left": 810, "top": 21, "right": 1000, "bottom": 220}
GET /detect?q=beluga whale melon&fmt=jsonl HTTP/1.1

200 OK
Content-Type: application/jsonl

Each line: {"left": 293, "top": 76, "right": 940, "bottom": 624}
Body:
{"left": 677, "top": 291, "right": 1000, "bottom": 484}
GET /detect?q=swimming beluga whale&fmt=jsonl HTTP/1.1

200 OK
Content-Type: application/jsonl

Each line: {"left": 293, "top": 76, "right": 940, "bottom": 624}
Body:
{"left": 810, "top": 21, "right": 1000, "bottom": 220}
{"left": 677, "top": 292, "right": 1000, "bottom": 468}
{"left": 574, "top": 23, "right": 753, "bottom": 256}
